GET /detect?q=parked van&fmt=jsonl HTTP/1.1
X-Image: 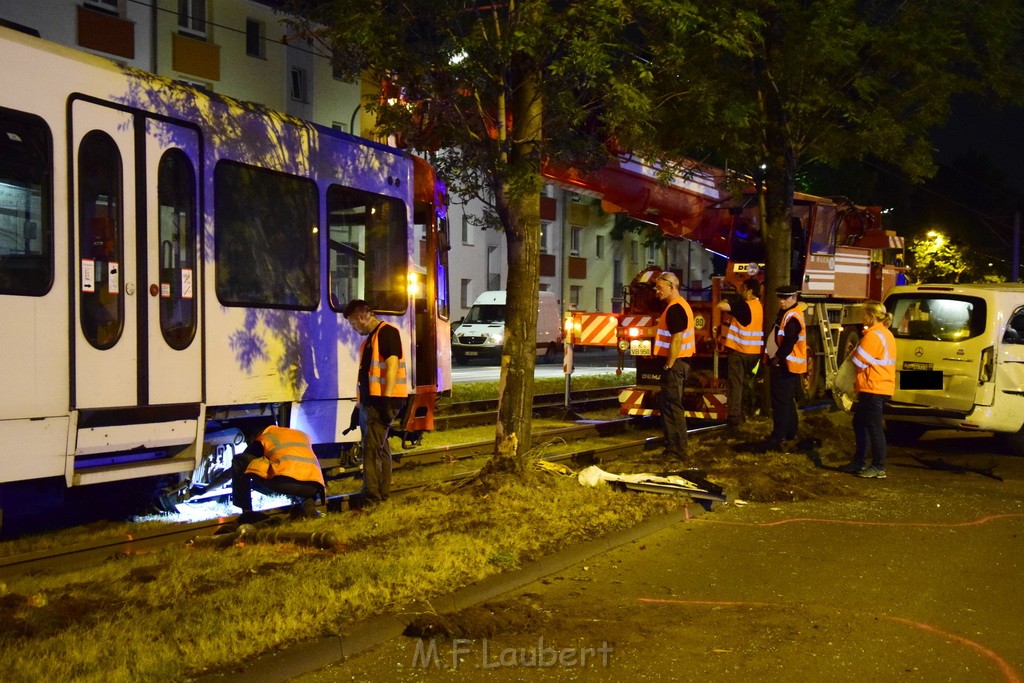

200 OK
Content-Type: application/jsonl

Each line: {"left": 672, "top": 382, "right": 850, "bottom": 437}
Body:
{"left": 882, "top": 283, "right": 1024, "bottom": 453}
{"left": 453, "top": 291, "right": 562, "bottom": 364}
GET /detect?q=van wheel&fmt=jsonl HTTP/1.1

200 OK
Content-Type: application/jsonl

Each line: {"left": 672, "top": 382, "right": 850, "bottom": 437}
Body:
{"left": 543, "top": 343, "right": 560, "bottom": 364}
{"left": 1001, "top": 425, "right": 1024, "bottom": 456}
{"left": 884, "top": 420, "right": 928, "bottom": 445}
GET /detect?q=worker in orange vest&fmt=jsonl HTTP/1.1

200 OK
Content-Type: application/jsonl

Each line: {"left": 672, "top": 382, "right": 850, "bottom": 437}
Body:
{"left": 839, "top": 301, "right": 897, "bottom": 479}
{"left": 232, "top": 425, "right": 326, "bottom": 522}
{"left": 343, "top": 298, "right": 408, "bottom": 507}
{"left": 653, "top": 271, "right": 695, "bottom": 461}
{"left": 718, "top": 277, "right": 764, "bottom": 428}
{"left": 764, "top": 284, "right": 806, "bottom": 449}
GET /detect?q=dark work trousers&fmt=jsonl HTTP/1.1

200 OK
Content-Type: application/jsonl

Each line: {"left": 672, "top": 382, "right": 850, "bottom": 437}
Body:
{"left": 360, "top": 401, "right": 393, "bottom": 503}
{"left": 231, "top": 453, "right": 322, "bottom": 512}
{"left": 852, "top": 392, "right": 890, "bottom": 469}
{"left": 726, "top": 351, "right": 760, "bottom": 425}
{"left": 659, "top": 361, "right": 691, "bottom": 459}
{"left": 769, "top": 365, "right": 800, "bottom": 443}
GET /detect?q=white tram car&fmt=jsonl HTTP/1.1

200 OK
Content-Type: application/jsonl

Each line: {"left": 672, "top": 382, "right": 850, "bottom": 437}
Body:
{"left": 0, "top": 27, "right": 452, "bottom": 525}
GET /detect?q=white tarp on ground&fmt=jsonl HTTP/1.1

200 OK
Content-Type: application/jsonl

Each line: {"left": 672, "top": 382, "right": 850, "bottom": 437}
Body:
{"left": 577, "top": 465, "right": 706, "bottom": 491}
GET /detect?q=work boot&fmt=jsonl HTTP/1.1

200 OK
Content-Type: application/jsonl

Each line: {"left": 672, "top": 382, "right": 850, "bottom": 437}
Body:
{"left": 301, "top": 498, "right": 322, "bottom": 519}
{"left": 838, "top": 461, "right": 864, "bottom": 473}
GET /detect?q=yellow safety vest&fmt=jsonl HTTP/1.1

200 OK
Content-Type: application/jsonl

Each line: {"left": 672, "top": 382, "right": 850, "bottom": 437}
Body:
{"left": 725, "top": 298, "right": 764, "bottom": 355}
{"left": 853, "top": 322, "right": 896, "bottom": 395}
{"left": 244, "top": 426, "right": 325, "bottom": 491}
{"left": 777, "top": 306, "right": 807, "bottom": 374}
{"left": 360, "top": 322, "right": 409, "bottom": 398}
{"left": 655, "top": 295, "right": 696, "bottom": 359}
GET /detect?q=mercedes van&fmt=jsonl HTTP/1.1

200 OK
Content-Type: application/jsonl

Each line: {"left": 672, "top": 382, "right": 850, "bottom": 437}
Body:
{"left": 882, "top": 283, "right": 1024, "bottom": 453}
{"left": 452, "top": 291, "right": 562, "bottom": 364}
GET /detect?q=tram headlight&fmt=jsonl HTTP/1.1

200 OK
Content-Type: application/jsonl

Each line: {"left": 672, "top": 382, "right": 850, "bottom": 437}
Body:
{"left": 407, "top": 272, "right": 421, "bottom": 298}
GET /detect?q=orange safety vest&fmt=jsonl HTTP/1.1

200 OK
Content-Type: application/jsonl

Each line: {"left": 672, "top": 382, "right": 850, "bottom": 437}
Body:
{"left": 360, "top": 322, "right": 409, "bottom": 398}
{"left": 724, "top": 298, "right": 764, "bottom": 355}
{"left": 853, "top": 321, "right": 896, "bottom": 395}
{"left": 655, "top": 295, "right": 696, "bottom": 359}
{"left": 777, "top": 306, "right": 807, "bottom": 374}
{"left": 244, "top": 426, "right": 326, "bottom": 492}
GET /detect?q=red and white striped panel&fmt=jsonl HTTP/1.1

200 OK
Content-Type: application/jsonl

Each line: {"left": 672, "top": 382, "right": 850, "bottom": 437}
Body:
{"left": 619, "top": 389, "right": 656, "bottom": 416}
{"left": 685, "top": 393, "right": 728, "bottom": 420}
{"left": 619, "top": 315, "right": 657, "bottom": 328}
{"left": 573, "top": 313, "right": 620, "bottom": 346}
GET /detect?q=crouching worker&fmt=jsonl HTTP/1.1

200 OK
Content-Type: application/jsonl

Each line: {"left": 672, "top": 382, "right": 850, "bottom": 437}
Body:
{"left": 232, "top": 425, "right": 326, "bottom": 522}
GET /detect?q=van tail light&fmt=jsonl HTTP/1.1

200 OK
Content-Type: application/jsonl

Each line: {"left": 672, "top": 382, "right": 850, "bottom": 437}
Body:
{"left": 980, "top": 346, "right": 994, "bottom": 383}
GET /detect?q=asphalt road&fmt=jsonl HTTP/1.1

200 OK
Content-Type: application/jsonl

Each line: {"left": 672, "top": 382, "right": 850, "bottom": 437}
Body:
{"left": 300, "top": 431, "right": 1024, "bottom": 682}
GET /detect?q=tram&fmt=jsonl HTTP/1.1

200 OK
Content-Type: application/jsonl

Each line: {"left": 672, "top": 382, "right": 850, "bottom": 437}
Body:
{"left": 0, "top": 27, "right": 451, "bottom": 525}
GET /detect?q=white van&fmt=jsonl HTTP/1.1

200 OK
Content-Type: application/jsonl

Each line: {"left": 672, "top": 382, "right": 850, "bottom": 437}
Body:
{"left": 883, "top": 283, "right": 1024, "bottom": 453}
{"left": 453, "top": 290, "right": 562, "bottom": 364}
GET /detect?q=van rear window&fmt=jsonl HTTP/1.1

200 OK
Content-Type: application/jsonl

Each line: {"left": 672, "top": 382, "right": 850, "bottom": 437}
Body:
{"left": 886, "top": 295, "right": 986, "bottom": 342}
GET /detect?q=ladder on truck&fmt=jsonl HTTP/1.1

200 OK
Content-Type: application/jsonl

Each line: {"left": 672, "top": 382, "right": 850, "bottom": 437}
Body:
{"left": 813, "top": 302, "right": 839, "bottom": 389}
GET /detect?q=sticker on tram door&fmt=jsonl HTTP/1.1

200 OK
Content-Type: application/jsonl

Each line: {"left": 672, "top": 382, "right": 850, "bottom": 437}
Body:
{"left": 108, "top": 262, "right": 120, "bottom": 294}
{"left": 81, "top": 258, "right": 95, "bottom": 293}
{"left": 181, "top": 268, "right": 193, "bottom": 299}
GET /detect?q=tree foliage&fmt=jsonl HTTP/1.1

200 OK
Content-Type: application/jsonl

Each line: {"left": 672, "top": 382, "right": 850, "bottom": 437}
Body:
{"left": 638, "top": 0, "right": 1024, "bottom": 320}
{"left": 284, "top": 0, "right": 696, "bottom": 473}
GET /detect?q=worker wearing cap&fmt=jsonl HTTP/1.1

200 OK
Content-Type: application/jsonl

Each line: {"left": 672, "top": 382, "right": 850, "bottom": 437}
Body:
{"left": 765, "top": 284, "right": 806, "bottom": 449}
{"left": 653, "top": 271, "right": 695, "bottom": 461}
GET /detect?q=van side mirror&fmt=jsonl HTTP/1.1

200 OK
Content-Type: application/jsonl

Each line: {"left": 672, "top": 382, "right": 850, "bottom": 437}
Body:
{"left": 1004, "top": 327, "right": 1021, "bottom": 345}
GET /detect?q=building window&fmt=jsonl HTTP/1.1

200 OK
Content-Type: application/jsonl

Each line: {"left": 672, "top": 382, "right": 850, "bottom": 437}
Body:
{"left": 539, "top": 222, "right": 549, "bottom": 254}
{"left": 85, "top": 0, "right": 120, "bottom": 15}
{"left": 460, "top": 278, "right": 471, "bottom": 309}
{"left": 596, "top": 234, "right": 605, "bottom": 259}
{"left": 595, "top": 287, "right": 604, "bottom": 311}
{"left": 246, "top": 19, "right": 265, "bottom": 58}
{"left": 569, "top": 285, "right": 581, "bottom": 309}
{"left": 178, "top": 0, "right": 207, "bottom": 38}
{"left": 486, "top": 245, "right": 501, "bottom": 290}
{"left": 331, "top": 49, "right": 346, "bottom": 80}
{"left": 630, "top": 241, "right": 638, "bottom": 264}
{"left": 570, "top": 226, "right": 582, "bottom": 256}
{"left": 461, "top": 214, "right": 473, "bottom": 245}
{"left": 646, "top": 243, "right": 657, "bottom": 265}
{"left": 290, "top": 67, "right": 309, "bottom": 102}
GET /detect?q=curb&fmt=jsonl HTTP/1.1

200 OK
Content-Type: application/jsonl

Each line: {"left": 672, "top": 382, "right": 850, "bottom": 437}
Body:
{"left": 202, "top": 503, "right": 704, "bottom": 682}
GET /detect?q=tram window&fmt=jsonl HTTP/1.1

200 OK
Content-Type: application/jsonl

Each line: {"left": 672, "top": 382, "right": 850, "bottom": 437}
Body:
{"left": 327, "top": 185, "right": 408, "bottom": 314}
{"left": 157, "top": 149, "right": 197, "bottom": 349}
{"left": 78, "top": 131, "right": 124, "bottom": 350}
{"left": 0, "top": 109, "right": 53, "bottom": 296}
{"left": 214, "top": 161, "right": 319, "bottom": 309}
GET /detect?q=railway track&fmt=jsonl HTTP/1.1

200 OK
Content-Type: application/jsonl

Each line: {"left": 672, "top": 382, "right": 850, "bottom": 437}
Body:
{"left": 1, "top": 400, "right": 834, "bottom": 578}
{"left": 0, "top": 418, "right": 713, "bottom": 579}
{"left": 434, "top": 386, "right": 625, "bottom": 429}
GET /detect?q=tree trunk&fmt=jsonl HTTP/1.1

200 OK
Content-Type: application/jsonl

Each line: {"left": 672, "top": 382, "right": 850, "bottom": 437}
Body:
{"left": 486, "top": 66, "right": 543, "bottom": 476}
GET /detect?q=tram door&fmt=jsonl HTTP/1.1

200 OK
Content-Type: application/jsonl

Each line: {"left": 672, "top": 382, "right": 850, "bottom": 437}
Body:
{"left": 70, "top": 100, "right": 202, "bottom": 409}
